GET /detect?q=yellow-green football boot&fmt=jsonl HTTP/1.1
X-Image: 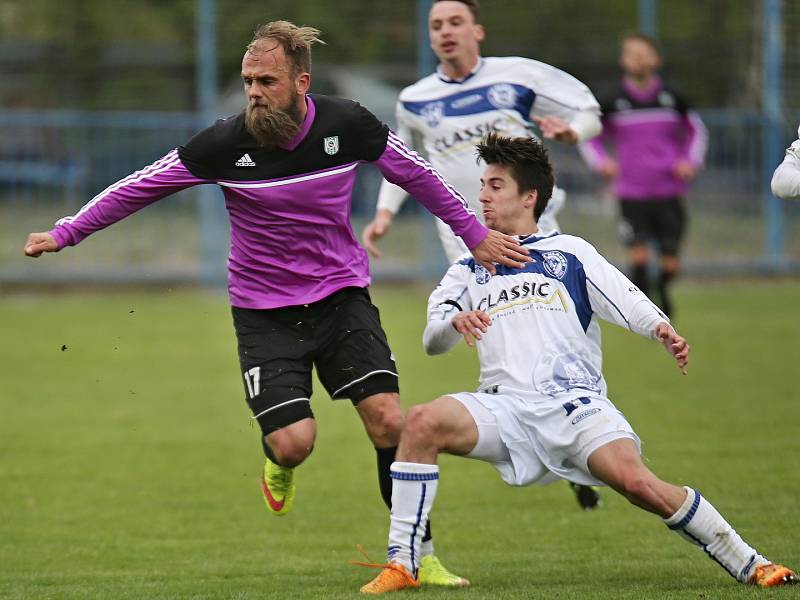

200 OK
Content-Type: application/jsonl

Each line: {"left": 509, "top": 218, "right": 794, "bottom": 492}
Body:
{"left": 260, "top": 457, "right": 295, "bottom": 516}
{"left": 418, "top": 555, "right": 470, "bottom": 587}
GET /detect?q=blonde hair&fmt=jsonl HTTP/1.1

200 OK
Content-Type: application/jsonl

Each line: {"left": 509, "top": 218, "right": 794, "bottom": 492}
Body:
{"left": 248, "top": 20, "right": 325, "bottom": 76}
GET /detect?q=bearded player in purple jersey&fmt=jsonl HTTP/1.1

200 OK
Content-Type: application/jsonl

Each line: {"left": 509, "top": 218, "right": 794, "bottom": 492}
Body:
{"left": 23, "top": 21, "right": 530, "bottom": 585}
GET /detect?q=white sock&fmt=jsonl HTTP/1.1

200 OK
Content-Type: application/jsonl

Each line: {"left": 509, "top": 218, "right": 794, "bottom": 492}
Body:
{"left": 664, "top": 486, "right": 770, "bottom": 582}
{"left": 386, "top": 461, "right": 439, "bottom": 576}
{"left": 420, "top": 539, "right": 434, "bottom": 558}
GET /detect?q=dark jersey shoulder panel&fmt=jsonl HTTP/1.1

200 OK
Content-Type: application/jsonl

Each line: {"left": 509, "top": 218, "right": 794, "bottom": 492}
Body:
{"left": 600, "top": 82, "right": 692, "bottom": 118}
{"left": 177, "top": 94, "right": 389, "bottom": 181}
{"left": 339, "top": 97, "right": 391, "bottom": 161}
{"left": 178, "top": 113, "right": 242, "bottom": 180}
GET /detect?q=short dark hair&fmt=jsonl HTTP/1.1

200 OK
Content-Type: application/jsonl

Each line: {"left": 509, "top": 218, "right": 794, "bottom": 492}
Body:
{"left": 621, "top": 31, "right": 661, "bottom": 57}
{"left": 432, "top": 0, "right": 480, "bottom": 23}
{"left": 476, "top": 133, "right": 554, "bottom": 222}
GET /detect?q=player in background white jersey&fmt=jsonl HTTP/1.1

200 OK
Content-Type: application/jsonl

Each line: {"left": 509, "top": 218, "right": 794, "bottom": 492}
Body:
{"left": 357, "top": 134, "right": 797, "bottom": 594}
{"left": 362, "top": 0, "right": 602, "bottom": 512}
{"left": 361, "top": 0, "right": 601, "bottom": 264}
{"left": 771, "top": 124, "right": 800, "bottom": 200}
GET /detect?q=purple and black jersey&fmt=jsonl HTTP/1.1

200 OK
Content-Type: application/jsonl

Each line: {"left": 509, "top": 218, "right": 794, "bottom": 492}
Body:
{"left": 580, "top": 76, "right": 707, "bottom": 200}
{"left": 50, "top": 95, "right": 487, "bottom": 308}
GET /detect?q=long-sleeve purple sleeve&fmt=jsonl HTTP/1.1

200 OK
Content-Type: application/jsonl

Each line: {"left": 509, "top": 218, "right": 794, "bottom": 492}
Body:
{"left": 681, "top": 110, "right": 708, "bottom": 169}
{"left": 50, "top": 149, "right": 211, "bottom": 248}
{"left": 374, "top": 130, "right": 488, "bottom": 250}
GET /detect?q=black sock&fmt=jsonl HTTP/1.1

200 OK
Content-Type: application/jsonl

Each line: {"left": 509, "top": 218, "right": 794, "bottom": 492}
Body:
{"left": 376, "top": 446, "right": 433, "bottom": 544}
{"left": 658, "top": 270, "right": 676, "bottom": 318}
{"left": 631, "top": 264, "right": 649, "bottom": 296}
{"left": 376, "top": 446, "right": 396, "bottom": 510}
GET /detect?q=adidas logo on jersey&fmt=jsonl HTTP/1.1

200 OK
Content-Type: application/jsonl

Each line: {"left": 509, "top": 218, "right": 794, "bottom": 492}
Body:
{"left": 235, "top": 153, "right": 256, "bottom": 167}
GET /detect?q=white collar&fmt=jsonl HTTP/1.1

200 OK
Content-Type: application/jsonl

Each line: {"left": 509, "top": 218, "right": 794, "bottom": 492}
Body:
{"left": 436, "top": 56, "right": 485, "bottom": 84}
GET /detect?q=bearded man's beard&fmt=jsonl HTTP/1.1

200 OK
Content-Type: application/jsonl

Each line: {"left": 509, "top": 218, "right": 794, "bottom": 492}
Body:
{"left": 245, "top": 95, "right": 302, "bottom": 149}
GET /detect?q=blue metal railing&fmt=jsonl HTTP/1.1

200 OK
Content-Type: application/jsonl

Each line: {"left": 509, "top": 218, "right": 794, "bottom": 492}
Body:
{"left": 1, "top": 107, "right": 798, "bottom": 284}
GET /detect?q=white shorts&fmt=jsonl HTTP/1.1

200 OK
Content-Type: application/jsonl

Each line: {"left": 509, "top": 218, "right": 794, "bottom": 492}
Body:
{"left": 451, "top": 390, "right": 640, "bottom": 487}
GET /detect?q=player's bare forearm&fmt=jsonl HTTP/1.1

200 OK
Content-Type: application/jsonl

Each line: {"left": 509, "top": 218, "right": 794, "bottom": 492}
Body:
{"left": 655, "top": 322, "right": 690, "bottom": 375}
{"left": 23, "top": 232, "right": 57, "bottom": 258}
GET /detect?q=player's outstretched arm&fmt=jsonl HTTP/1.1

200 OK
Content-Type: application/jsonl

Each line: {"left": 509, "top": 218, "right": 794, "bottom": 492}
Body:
{"left": 361, "top": 208, "right": 395, "bottom": 259}
{"left": 471, "top": 230, "right": 530, "bottom": 274}
{"left": 655, "top": 322, "right": 690, "bottom": 375}
{"left": 451, "top": 310, "right": 492, "bottom": 348}
{"left": 23, "top": 232, "right": 58, "bottom": 258}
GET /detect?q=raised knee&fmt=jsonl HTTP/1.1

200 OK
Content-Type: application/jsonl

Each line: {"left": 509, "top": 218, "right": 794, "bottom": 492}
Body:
{"left": 405, "top": 404, "right": 441, "bottom": 442}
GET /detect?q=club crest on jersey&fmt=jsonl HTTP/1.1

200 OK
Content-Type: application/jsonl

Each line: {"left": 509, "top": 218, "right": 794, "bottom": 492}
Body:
{"left": 487, "top": 84, "right": 517, "bottom": 109}
{"left": 542, "top": 251, "right": 568, "bottom": 280}
{"left": 323, "top": 136, "right": 340, "bottom": 155}
{"left": 422, "top": 101, "right": 445, "bottom": 128}
{"left": 474, "top": 263, "right": 491, "bottom": 284}
{"left": 532, "top": 339, "right": 603, "bottom": 396}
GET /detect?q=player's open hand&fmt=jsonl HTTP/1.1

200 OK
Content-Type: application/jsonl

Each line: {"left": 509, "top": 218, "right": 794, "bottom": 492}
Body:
{"left": 655, "top": 322, "right": 690, "bottom": 375}
{"left": 24, "top": 232, "right": 58, "bottom": 257}
{"left": 472, "top": 229, "right": 530, "bottom": 274}
{"left": 534, "top": 116, "right": 578, "bottom": 144}
{"left": 451, "top": 310, "right": 492, "bottom": 348}
{"left": 361, "top": 208, "right": 394, "bottom": 259}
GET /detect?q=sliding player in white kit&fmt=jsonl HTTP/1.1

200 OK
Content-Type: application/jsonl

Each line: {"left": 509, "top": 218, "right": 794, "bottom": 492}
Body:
{"left": 361, "top": 0, "right": 601, "bottom": 263}
{"left": 357, "top": 134, "right": 797, "bottom": 594}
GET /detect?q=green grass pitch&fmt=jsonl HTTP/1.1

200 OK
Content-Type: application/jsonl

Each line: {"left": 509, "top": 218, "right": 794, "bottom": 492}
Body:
{"left": 1, "top": 281, "right": 798, "bottom": 599}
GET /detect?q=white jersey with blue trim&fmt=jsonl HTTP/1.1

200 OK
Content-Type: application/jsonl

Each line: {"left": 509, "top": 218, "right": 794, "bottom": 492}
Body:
{"left": 424, "top": 233, "right": 668, "bottom": 400}
{"left": 377, "top": 58, "right": 599, "bottom": 244}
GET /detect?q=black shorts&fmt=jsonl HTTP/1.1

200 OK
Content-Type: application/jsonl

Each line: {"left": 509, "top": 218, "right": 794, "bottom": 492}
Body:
{"left": 619, "top": 197, "right": 687, "bottom": 256}
{"left": 232, "top": 287, "right": 399, "bottom": 434}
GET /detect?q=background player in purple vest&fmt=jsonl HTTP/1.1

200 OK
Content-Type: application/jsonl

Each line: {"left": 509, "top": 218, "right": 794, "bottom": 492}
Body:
{"left": 580, "top": 33, "right": 708, "bottom": 318}
{"left": 22, "top": 20, "right": 530, "bottom": 585}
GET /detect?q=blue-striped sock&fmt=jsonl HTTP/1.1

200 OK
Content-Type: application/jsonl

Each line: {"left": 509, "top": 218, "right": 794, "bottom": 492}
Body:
{"left": 664, "top": 486, "right": 769, "bottom": 582}
{"left": 386, "top": 461, "right": 439, "bottom": 576}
